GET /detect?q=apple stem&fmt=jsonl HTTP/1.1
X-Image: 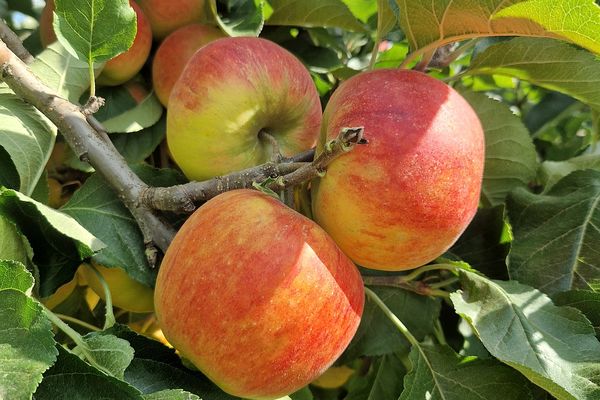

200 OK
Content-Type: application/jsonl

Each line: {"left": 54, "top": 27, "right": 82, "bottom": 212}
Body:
{"left": 399, "top": 263, "right": 458, "bottom": 282}
{"left": 54, "top": 313, "right": 101, "bottom": 332}
{"left": 365, "top": 287, "right": 421, "bottom": 347}
{"left": 85, "top": 263, "right": 116, "bottom": 330}
{"left": 258, "top": 129, "right": 283, "bottom": 163}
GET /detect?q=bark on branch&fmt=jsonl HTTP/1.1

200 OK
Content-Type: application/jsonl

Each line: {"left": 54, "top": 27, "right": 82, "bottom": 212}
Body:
{"left": 0, "top": 21, "right": 366, "bottom": 257}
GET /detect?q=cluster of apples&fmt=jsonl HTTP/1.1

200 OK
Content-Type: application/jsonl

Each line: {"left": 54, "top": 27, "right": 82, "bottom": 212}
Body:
{"left": 40, "top": 1, "right": 485, "bottom": 399}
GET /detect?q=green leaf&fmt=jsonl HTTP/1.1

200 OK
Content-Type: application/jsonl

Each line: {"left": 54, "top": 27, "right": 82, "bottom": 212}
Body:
{"left": 467, "top": 37, "right": 600, "bottom": 120}
{"left": 35, "top": 346, "right": 142, "bottom": 399}
{"left": 460, "top": 90, "right": 538, "bottom": 206}
{"left": 345, "top": 353, "right": 405, "bottom": 400}
{"left": 0, "top": 259, "right": 33, "bottom": 292}
{"left": 111, "top": 116, "right": 166, "bottom": 164}
{"left": 400, "top": 343, "right": 539, "bottom": 400}
{"left": 0, "top": 146, "right": 20, "bottom": 190}
{"left": 396, "top": 0, "right": 600, "bottom": 57}
{"left": 31, "top": 41, "right": 103, "bottom": 103}
{"left": 341, "top": 0, "right": 377, "bottom": 23}
{"left": 447, "top": 205, "right": 510, "bottom": 280}
{"left": 342, "top": 286, "right": 441, "bottom": 360}
{"left": 0, "top": 261, "right": 58, "bottom": 399}
{"left": 538, "top": 154, "right": 600, "bottom": 192}
{"left": 103, "top": 325, "right": 238, "bottom": 399}
{"left": 53, "top": 0, "right": 137, "bottom": 64}
{"left": 267, "top": 0, "right": 366, "bottom": 32}
{"left": 0, "top": 87, "right": 56, "bottom": 196}
{"left": 210, "top": 0, "right": 265, "bottom": 37}
{"left": 60, "top": 173, "right": 155, "bottom": 287}
{"left": 507, "top": 170, "right": 600, "bottom": 294}
{"left": 74, "top": 332, "right": 134, "bottom": 379}
{"left": 0, "top": 187, "right": 104, "bottom": 296}
{"left": 554, "top": 289, "right": 600, "bottom": 337}
{"left": 143, "top": 390, "right": 201, "bottom": 400}
{"left": 451, "top": 270, "right": 600, "bottom": 400}
{"left": 91, "top": 85, "right": 163, "bottom": 134}
{"left": 0, "top": 215, "right": 33, "bottom": 267}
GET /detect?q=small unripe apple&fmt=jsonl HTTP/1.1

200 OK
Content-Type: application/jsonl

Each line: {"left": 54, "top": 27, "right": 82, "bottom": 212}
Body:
{"left": 152, "top": 24, "right": 224, "bottom": 106}
{"left": 167, "top": 37, "right": 322, "bottom": 181}
{"left": 137, "top": 0, "right": 205, "bottom": 40}
{"left": 312, "top": 69, "right": 485, "bottom": 271}
{"left": 97, "top": 1, "right": 152, "bottom": 86}
{"left": 80, "top": 262, "right": 155, "bottom": 313}
{"left": 154, "top": 189, "right": 364, "bottom": 399}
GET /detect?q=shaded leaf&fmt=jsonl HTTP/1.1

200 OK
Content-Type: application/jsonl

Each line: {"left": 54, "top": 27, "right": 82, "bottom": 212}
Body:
{"left": 0, "top": 187, "right": 104, "bottom": 296}
{"left": 467, "top": 37, "right": 600, "bottom": 119}
{"left": 210, "top": 0, "right": 265, "bottom": 37}
{"left": 111, "top": 116, "right": 166, "bottom": 164}
{"left": 554, "top": 289, "right": 600, "bottom": 337}
{"left": 0, "top": 215, "right": 33, "bottom": 267}
{"left": 0, "top": 87, "right": 56, "bottom": 196}
{"left": 451, "top": 270, "right": 600, "bottom": 400}
{"left": 400, "top": 343, "right": 539, "bottom": 400}
{"left": 60, "top": 173, "right": 155, "bottom": 287}
{"left": 538, "top": 154, "right": 600, "bottom": 192}
{"left": 342, "top": 286, "right": 440, "bottom": 360}
{"left": 507, "top": 170, "right": 600, "bottom": 294}
{"left": 460, "top": 90, "right": 538, "bottom": 206}
{"left": 0, "top": 145, "right": 20, "bottom": 190}
{"left": 267, "top": 0, "right": 365, "bottom": 32}
{"left": 447, "top": 205, "right": 510, "bottom": 280}
{"left": 53, "top": 0, "right": 137, "bottom": 64}
{"left": 35, "top": 346, "right": 142, "bottom": 399}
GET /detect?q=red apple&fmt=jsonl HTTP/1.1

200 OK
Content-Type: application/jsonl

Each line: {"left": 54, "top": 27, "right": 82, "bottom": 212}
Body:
{"left": 152, "top": 23, "right": 224, "bottom": 106}
{"left": 167, "top": 37, "right": 322, "bottom": 181}
{"left": 137, "top": 0, "right": 205, "bottom": 40}
{"left": 312, "top": 69, "right": 485, "bottom": 271}
{"left": 97, "top": 1, "right": 152, "bottom": 86}
{"left": 154, "top": 189, "right": 364, "bottom": 399}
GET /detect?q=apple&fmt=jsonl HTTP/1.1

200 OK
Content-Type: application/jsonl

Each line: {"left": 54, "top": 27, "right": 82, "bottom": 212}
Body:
{"left": 152, "top": 23, "right": 224, "bottom": 106}
{"left": 137, "top": 0, "right": 205, "bottom": 40}
{"left": 96, "top": 1, "right": 152, "bottom": 86}
{"left": 39, "top": 0, "right": 56, "bottom": 48}
{"left": 79, "top": 262, "right": 155, "bottom": 313}
{"left": 167, "top": 37, "right": 322, "bottom": 181}
{"left": 311, "top": 69, "right": 485, "bottom": 271}
{"left": 154, "top": 189, "right": 364, "bottom": 399}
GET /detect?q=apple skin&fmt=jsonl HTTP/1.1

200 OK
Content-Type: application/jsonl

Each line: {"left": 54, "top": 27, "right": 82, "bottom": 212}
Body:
{"left": 80, "top": 262, "right": 155, "bottom": 313}
{"left": 152, "top": 24, "right": 224, "bottom": 106}
{"left": 154, "top": 189, "right": 364, "bottom": 399}
{"left": 167, "top": 37, "right": 322, "bottom": 181}
{"left": 137, "top": 0, "right": 205, "bottom": 40}
{"left": 39, "top": 0, "right": 56, "bottom": 48}
{"left": 97, "top": 1, "right": 152, "bottom": 86}
{"left": 311, "top": 69, "right": 485, "bottom": 271}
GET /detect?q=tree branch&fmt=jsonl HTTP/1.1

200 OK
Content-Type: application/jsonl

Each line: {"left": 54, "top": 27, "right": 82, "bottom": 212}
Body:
{"left": 140, "top": 127, "right": 366, "bottom": 213}
{"left": 0, "top": 20, "right": 34, "bottom": 64}
{"left": 0, "top": 38, "right": 176, "bottom": 257}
